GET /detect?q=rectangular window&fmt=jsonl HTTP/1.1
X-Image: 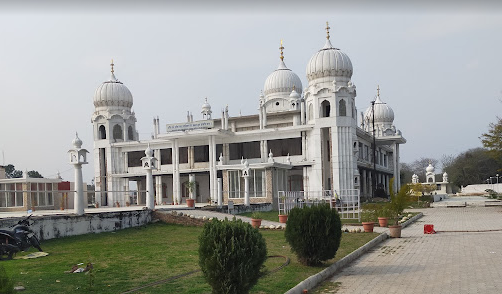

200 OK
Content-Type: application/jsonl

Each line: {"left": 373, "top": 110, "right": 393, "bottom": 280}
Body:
{"left": 160, "top": 148, "right": 172, "bottom": 165}
{"left": 229, "top": 141, "right": 261, "bottom": 160}
{"left": 358, "top": 142, "right": 363, "bottom": 160}
{"left": 228, "top": 170, "right": 242, "bottom": 198}
{"left": 216, "top": 144, "right": 223, "bottom": 160}
{"left": 128, "top": 151, "right": 144, "bottom": 167}
{"left": 46, "top": 183, "right": 53, "bottom": 206}
{"left": 250, "top": 170, "right": 265, "bottom": 197}
{"left": 179, "top": 147, "right": 188, "bottom": 164}
{"left": 38, "top": 183, "right": 46, "bottom": 206}
{"left": 268, "top": 138, "right": 302, "bottom": 157}
{"left": 194, "top": 145, "right": 209, "bottom": 162}
{"left": 0, "top": 184, "right": 5, "bottom": 207}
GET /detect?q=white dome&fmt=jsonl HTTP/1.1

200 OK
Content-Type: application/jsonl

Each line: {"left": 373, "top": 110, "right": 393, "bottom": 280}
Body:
{"left": 289, "top": 88, "right": 301, "bottom": 99}
{"left": 263, "top": 60, "right": 303, "bottom": 97}
{"left": 201, "top": 98, "right": 211, "bottom": 111}
{"left": 72, "top": 132, "right": 83, "bottom": 149}
{"left": 306, "top": 39, "right": 353, "bottom": 82}
{"left": 426, "top": 164, "right": 435, "bottom": 173}
{"left": 363, "top": 96, "right": 394, "bottom": 124}
{"left": 93, "top": 71, "right": 133, "bottom": 109}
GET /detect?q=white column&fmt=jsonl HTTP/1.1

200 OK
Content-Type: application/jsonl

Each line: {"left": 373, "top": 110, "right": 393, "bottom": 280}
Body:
{"left": 243, "top": 172, "right": 250, "bottom": 206}
{"left": 217, "top": 178, "right": 222, "bottom": 207}
{"left": 74, "top": 164, "right": 85, "bottom": 215}
{"left": 173, "top": 139, "right": 181, "bottom": 204}
{"left": 396, "top": 144, "right": 401, "bottom": 191}
{"left": 208, "top": 135, "right": 215, "bottom": 203}
{"left": 146, "top": 169, "right": 154, "bottom": 210}
{"left": 155, "top": 176, "right": 162, "bottom": 205}
{"left": 189, "top": 174, "right": 195, "bottom": 200}
{"left": 393, "top": 143, "right": 398, "bottom": 193}
{"left": 362, "top": 169, "right": 367, "bottom": 196}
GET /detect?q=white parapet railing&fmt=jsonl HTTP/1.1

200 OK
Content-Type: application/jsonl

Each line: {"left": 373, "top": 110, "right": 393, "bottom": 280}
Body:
{"left": 278, "top": 189, "right": 360, "bottom": 221}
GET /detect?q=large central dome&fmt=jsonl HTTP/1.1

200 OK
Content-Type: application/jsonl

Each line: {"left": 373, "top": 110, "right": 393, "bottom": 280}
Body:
{"left": 93, "top": 63, "right": 133, "bottom": 110}
{"left": 306, "top": 39, "right": 353, "bottom": 83}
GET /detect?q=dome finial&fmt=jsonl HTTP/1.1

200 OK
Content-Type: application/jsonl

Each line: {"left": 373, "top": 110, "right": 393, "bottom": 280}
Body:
{"left": 111, "top": 59, "right": 114, "bottom": 74}
{"left": 326, "top": 21, "right": 330, "bottom": 40}
{"left": 279, "top": 39, "right": 284, "bottom": 61}
{"left": 377, "top": 85, "right": 380, "bottom": 98}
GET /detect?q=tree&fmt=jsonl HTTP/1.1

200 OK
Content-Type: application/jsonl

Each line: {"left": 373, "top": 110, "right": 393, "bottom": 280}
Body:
{"left": 481, "top": 117, "right": 502, "bottom": 164}
{"left": 4, "top": 164, "right": 22, "bottom": 178}
{"left": 400, "top": 162, "right": 414, "bottom": 184}
{"left": 27, "top": 170, "right": 43, "bottom": 178}
{"left": 446, "top": 148, "right": 500, "bottom": 187}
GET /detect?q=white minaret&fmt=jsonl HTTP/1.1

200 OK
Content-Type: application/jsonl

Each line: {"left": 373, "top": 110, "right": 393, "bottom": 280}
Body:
{"left": 201, "top": 98, "right": 212, "bottom": 120}
{"left": 68, "top": 133, "right": 88, "bottom": 215}
{"left": 91, "top": 60, "right": 137, "bottom": 207}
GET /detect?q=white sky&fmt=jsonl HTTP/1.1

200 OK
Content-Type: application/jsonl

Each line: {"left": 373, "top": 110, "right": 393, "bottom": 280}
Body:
{"left": 1, "top": 2, "right": 501, "bottom": 183}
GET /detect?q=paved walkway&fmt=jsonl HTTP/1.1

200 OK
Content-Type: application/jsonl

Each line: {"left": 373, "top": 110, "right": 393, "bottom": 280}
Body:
{"left": 321, "top": 207, "right": 502, "bottom": 294}
{"left": 170, "top": 209, "right": 285, "bottom": 227}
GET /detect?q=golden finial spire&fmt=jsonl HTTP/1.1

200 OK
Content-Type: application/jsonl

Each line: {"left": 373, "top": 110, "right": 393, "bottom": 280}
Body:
{"left": 279, "top": 39, "right": 284, "bottom": 61}
{"left": 377, "top": 85, "right": 380, "bottom": 97}
{"left": 110, "top": 59, "right": 114, "bottom": 74}
{"left": 326, "top": 21, "right": 330, "bottom": 40}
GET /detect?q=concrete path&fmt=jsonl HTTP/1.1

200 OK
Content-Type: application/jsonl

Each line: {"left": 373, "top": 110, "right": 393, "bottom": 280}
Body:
{"left": 320, "top": 207, "right": 502, "bottom": 294}
{"left": 170, "top": 209, "right": 285, "bottom": 228}
{"left": 431, "top": 195, "right": 502, "bottom": 208}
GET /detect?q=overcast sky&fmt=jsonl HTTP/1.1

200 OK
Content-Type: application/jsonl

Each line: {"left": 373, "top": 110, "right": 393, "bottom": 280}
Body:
{"left": 1, "top": 1, "right": 501, "bottom": 183}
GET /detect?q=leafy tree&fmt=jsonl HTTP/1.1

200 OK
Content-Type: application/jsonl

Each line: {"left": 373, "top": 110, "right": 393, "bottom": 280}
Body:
{"left": 27, "top": 170, "right": 43, "bottom": 178}
{"left": 481, "top": 117, "right": 502, "bottom": 164}
{"left": 199, "top": 218, "right": 267, "bottom": 294}
{"left": 285, "top": 204, "right": 342, "bottom": 266}
{"left": 4, "top": 164, "right": 22, "bottom": 178}
{"left": 446, "top": 148, "right": 500, "bottom": 187}
{"left": 400, "top": 162, "right": 414, "bottom": 184}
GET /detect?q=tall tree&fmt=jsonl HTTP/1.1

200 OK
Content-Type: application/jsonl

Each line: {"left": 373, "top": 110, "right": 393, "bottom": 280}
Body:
{"left": 481, "top": 117, "right": 502, "bottom": 164}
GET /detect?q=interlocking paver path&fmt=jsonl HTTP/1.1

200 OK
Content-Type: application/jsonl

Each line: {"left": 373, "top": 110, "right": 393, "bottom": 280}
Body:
{"left": 322, "top": 207, "right": 502, "bottom": 294}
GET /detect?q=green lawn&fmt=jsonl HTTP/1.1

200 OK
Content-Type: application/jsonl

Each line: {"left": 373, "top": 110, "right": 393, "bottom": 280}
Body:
{"left": 3, "top": 222, "right": 378, "bottom": 294}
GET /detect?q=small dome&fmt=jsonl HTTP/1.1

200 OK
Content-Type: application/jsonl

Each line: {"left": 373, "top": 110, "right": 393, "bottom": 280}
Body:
{"left": 363, "top": 95, "right": 395, "bottom": 124}
{"left": 426, "top": 164, "right": 435, "bottom": 173}
{"left": 264, "top": 60, "right": 303, "bottom": 97}
{"left": 72, "top": 132, "right": 82, "bottom": 149}
{"left": 443, "top": 172, "right": 448, "bottom": 177}
{"left": 306, "top": 39, "right": 353, "bottom": 82}
{"left": 289, "top": 88, "right": 301, "bottom": 99}
{"left": 93, "top": 65, "right": 133, "bottom": 110}
{"left": 145, "top": 144, "right": 153, "bottom": 157}
{"left": 201, "top": 98, "right": 211, "bottom": 111}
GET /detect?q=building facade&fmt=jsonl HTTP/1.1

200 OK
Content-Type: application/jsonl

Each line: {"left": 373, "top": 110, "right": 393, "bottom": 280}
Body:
{"left": 91, "top": 25, "right": 406, "bottom": 208}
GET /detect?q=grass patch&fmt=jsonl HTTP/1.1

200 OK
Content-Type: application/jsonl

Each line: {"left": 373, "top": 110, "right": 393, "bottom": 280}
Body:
{"left": 238, "top": 210, "right": 283, "bottom": 222}
{"left": 3, "top": 222, "right": 378, "bottom": 294}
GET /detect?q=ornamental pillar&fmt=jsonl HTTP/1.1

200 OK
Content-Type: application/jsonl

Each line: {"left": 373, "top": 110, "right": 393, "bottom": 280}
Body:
{"left": 68, "top": 133, "right": 89, "bottom": 216}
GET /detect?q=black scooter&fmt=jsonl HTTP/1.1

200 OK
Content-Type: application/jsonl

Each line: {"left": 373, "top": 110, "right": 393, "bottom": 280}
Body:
{"left": 0, "top": 215, "right": 43, "bottom": 260}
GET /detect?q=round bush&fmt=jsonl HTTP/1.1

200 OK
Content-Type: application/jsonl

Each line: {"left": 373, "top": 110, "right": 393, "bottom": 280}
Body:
{"left": 198, "top": 218, "right": 267, "bottom": 294}
{"left": 285, "top": 204, "right": 342, "bottom": 266}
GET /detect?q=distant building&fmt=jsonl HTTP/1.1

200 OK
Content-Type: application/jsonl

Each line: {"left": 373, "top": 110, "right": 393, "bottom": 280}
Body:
{"left": 91, "top": 24, "right": 406, "bottom": 208}
{"left": 411, "top": 163, "right": 453, "bottom": 195}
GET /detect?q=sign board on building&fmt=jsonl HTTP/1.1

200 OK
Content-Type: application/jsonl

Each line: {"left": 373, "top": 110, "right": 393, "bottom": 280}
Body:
{"left": 166, "top": 120, "right": 214, "bottom": 132}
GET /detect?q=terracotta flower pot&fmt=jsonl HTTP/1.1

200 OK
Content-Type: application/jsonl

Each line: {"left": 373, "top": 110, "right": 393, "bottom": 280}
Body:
{"left": 251, "top": 218, "right": 262, "bottom": 229}
{"left": 186, "top": 199, "right": 195, "bottom": 208}
{"left": 378, "top": 217, "right": 388, "bottom": 227}
{"left": 278, "top": 214, "right": 288, "bottom": 223}
{"left": 362, "top": 222, "right": 375, "bottom": 233}
{"left": 389, "top": 225, "right": 402, "bottom": 238}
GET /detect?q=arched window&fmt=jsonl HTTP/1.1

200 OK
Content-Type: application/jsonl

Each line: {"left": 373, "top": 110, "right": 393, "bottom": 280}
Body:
{"left": 339, "top": 99, "right": 346, "bottom": 116}
{"left": 128, "top": 126, "right": 134, "bottom": 141}
{"left": 113, "top": 124, "right": 123, "bottom": 140}
{"left": 308, "top": 104, "right": 313, "bottom": 120}
{"left": 99, "top": 125, "right": 106, "bottom": 139}
{"left": 321, "top": 100, "right": 330, "bottom": 117}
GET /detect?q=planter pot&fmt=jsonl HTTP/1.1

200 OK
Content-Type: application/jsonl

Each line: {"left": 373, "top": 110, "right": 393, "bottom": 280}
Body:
{"left": 251, "top": 219, "right": 262, "bottom": 229}
{"left": 278, "top": 214, "right": 288, "bottom": 223}
{"left": 389, "top": 225, "right": 402, "bottom": 238}
{"left": 186, "top": 199, "right": 195, "bottom": 208}
{"left": 362, "top": 222, "right": 375, "bottom": 233}
{"left": 378, "top": 217, "right": 388, "bottom": 227}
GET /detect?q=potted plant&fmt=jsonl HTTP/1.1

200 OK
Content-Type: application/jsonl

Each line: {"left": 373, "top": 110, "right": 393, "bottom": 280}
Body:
{"left": 278, "top": 195, "right": 288, "bottom": 223}
{"left": 186, "top": 181, "right": 196, "bottom": 207}
{"left": 377, "top": 205, "right": 391, "bottom": 227}
{"left": 361, "top": 209, "right": 376, "bottom": 233}
{"left": 388, "top": 184, "right": 412, "bottom": 238}
{"left": 250, "top": 211, "right": 263, "bottom": 229}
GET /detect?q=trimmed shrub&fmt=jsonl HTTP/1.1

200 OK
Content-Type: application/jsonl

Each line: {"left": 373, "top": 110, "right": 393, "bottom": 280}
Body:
{"left": 285, "top": 204, "right": 342, "bottom": 266}
{"left": 198, "top": 218, "right": 267, "bottom": 294}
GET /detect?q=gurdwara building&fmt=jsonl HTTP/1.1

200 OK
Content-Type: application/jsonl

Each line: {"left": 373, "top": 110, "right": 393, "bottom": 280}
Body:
{"left": 91, "top": 25, "right": 406, "bottom": 208}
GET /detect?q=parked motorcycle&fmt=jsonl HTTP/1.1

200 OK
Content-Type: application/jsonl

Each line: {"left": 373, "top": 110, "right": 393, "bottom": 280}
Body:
{"left": 0, "top": 215, "right": 43, "bottom": 260}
